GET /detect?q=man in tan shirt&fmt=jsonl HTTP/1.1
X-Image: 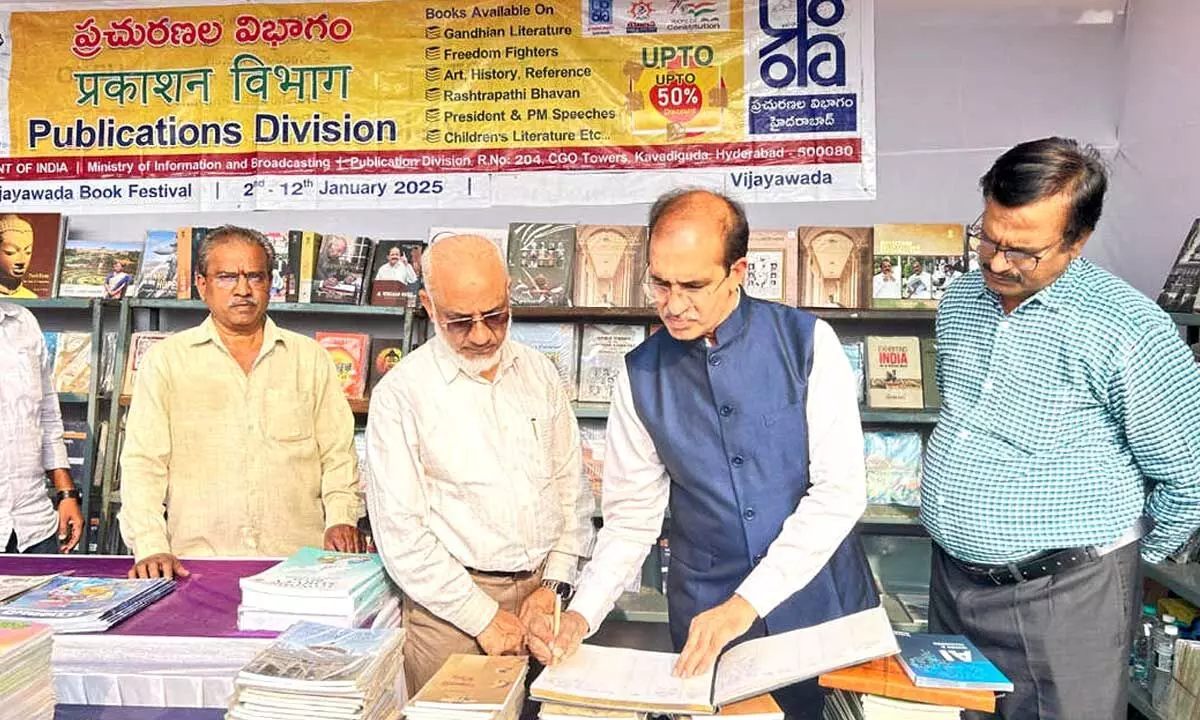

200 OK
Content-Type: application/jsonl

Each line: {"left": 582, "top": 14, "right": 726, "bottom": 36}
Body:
{"left": 366, "top": 235, "right": 593, "bottom": 694}
{"left": 119, "top": 226, "right": 364, "bottom": 579}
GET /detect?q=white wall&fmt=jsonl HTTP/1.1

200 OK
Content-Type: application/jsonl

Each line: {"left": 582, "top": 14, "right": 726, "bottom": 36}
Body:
{"left": 66, "top": 1, "right": 1135, "bottom": 281}
{"left": 1101, "top": 0, "right": 1200, "bottom": 297}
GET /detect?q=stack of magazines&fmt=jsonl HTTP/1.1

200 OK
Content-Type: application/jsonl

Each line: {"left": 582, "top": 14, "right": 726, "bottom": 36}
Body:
{"left": 407, "top": 655, "right": 528, "bottom": 720}
{"left": 0, "top": 576, "right": 174, "bottom": 633}
{"left": 225, "top": 621, "right": 406, "bottom": 720}
{"left": 237, "top": 547, "right": 399, "bottom": 632}
{"left": 0, "top": 620, "right": 54, "bottom": 719}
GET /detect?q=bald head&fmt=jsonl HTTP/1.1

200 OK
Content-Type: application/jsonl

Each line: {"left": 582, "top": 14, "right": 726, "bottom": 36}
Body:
{"left": 648, "top": 189, "right": 748, "bottom": 269}
{"left": 421, "top": 234, "right": 509, "bottom": 310}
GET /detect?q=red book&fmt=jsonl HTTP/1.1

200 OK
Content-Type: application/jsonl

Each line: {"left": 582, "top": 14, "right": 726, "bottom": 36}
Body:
{"left": 315, "top": 332, "right": 370, "bottom": 399}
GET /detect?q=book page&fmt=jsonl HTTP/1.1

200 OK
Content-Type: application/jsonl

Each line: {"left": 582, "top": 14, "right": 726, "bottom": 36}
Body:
{"left": 713, "top": 605, "right": 899, "bottom": 707}
{"left": 531, "top": 644, "right": 714, "bottom": 713}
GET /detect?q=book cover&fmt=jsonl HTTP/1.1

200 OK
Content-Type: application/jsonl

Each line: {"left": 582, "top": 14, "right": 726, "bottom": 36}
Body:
{"left": 573, "top": 225, "right": 648, "bottom": 308}
{"left": 0, "top": 576, "right": 169, "bottom": 618}
{"left": 429, "top": 226, "right": 509, "bottom": 259}
{"left": 895, "top": 633, "right": 1014, "bottom": 692}
{"left": 62, "top": 420, "right": 89, "bottom": 488}
{"left": 744, "top": 230, "right": 798, "bottom": 306}
{"left": 871, "top": 224, "right": 966, "bottom": 310}
{"left": 53, "top": 333, "right": 92, "bottom": 394}
{"left": 368, "top": 240, "right": 425, "bottom": 307}
{"left": 313, "top": 234, "right": 371, "bottom": 305}
{"left": 367, "top": 337, "right": 405, "bottom": 396}
{"left": 124, "top": 332, "right": 172, "bottom": 392}
{"left": 841, "top": 338, "right": 865, "bottom": 406}
{"left": 0, "top": 578, "right": 59, "bottom": 604}
{"left": 188, "top": 227, "right": 209, "bottom": 300}
{"left": 411, "top": 654, "right": 528, "bottom": 708}
{"left": 57, "top": 238, "right": 142, "bottom": 299}
{"left": 866, "top": 336, "right": 923, "bottom": 409}
{"left": 0, "top": 213, "right": 62, "bottom": 299}
{"left": 133, "top": 230, "right": 178, "bottom": 299}
{"left": 316, "top": 332, "right": 370, "bottom": 399}
{"left": 578, "top": 324, "right": 645, "bottom": 404}
{"left": 508, "top": 223, "right": 576, "bottom": 307}
{"left": 42, "top": 331, "right": 58, "bottom": 367}
{"left": 863, "top": 431, "right": 922, "bottom": 507}
{"left": 1157, "top": 219, "right": 1200, "bottom": 312}
{"left": 239, "top": 621, "right": 400, "bottom": 685}
{"left": 579, "top": 419, "right": 606, "bottom": 504}
{"left": 920, "top": 337, "right": 940, "bottom": 410}
{"left": 264, "top": 231, "right": 294, "bottom": 304}
{"left": 509, "top": 322, "right": 580, "bottom": 401}
{"left": 240, "top": 547, "right": 384, "bottom": 597}
{"left": 294, "top": 230, "right": 322, "bottom": 304}
{"left": 175, "top": 228, "right": 193, "bottom": 300}
{"left": 796, "top": 226, "right": 872, "bottom": 309}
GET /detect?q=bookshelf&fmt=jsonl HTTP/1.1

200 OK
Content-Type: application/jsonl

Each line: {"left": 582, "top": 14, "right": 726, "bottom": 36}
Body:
{"left": 1128, "top": 680, "right": 1165, "bottom": 720}
{"left": 1143, "top": 561, "right": 1200, "bottom": 609}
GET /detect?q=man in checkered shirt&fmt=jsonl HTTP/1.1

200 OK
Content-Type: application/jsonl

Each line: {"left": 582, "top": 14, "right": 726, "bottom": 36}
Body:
{"left": 922, "top": 137, "right": 1200, "bottom": 719}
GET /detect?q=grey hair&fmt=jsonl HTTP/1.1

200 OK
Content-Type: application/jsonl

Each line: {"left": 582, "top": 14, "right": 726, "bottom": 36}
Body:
{"left": 422, "top": 235, "right": 507, "bottom": 296}
{"left": 196, "top": 225, "right": 275, "bottom": 277}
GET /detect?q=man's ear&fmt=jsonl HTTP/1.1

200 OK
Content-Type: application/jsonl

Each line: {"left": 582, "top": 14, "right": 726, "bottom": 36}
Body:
{"left": 195, "top": 273, "right": 207, "bottom": 303}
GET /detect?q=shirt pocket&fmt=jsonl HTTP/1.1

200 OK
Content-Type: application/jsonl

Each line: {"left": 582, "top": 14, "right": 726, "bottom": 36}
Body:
{"left": 262, "top": 390, "right": 315, "bottom": 442}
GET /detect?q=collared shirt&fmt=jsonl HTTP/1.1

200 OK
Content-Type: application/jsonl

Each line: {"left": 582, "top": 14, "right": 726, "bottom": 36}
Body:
{"left": 365, "top": 337, "right": 594, "bottom": 637}
{"left": 569, "top": 300, "right": 867, "bottom": 633}
{"left": 922, "top": 259, "right": 1200, "bottom": 564}
{"left": 0, "top": 302, "right": 67, "bottom": 550}
{"left": 118, "top": 316, "right": 360, "bottom": 560}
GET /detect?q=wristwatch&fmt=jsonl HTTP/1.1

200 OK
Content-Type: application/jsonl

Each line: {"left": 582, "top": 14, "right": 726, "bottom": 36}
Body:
{"left": 53, "top": 489, "right": 82, "bottom": 508}
{"left": 541, "top": 579, "right": 574, "bottom": 601}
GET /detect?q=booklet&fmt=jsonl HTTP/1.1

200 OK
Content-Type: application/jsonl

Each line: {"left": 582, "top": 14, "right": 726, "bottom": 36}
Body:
{"left": 894, "top": 633, "right": 1013, "bottom": 692}
{"left": 531, "top": 605, "right": 899, "bottom": 714}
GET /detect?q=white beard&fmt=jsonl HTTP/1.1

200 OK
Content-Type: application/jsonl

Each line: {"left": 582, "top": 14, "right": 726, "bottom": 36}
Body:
{"left": 432, "top": 318, "right": 511, "bottom": 378}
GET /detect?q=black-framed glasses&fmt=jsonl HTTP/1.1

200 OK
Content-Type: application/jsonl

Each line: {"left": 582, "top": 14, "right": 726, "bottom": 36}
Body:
{"left": 966, "top": 216, "right": 1057, "bottom": 273}
{"left": 440, "top": 308, "right": 510, "bottom": 338}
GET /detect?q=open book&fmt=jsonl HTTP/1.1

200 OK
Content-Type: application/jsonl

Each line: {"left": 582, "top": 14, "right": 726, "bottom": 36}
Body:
{"left": 531, "top": 605, "right": 899, "bottom": 715}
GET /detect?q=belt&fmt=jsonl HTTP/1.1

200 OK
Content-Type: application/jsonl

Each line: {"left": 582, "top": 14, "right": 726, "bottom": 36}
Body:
{"left": 949, "top": 517, "right": 1150, "bottom": 586}
{"left": 465, "top": 566, "right": 539, "bottom": 580}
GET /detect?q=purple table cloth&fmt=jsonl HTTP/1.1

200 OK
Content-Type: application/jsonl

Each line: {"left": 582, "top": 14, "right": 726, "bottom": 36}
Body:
{"left": 0, "top": 556, "right": 279, "bottom": 638}
{"left": 55, "top": 706, "right": 223, "bottom": 720}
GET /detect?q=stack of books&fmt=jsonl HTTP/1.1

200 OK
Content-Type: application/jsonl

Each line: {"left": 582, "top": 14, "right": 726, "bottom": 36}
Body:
{"left": 406, "top": 654, "right": 529, "bottom": 720}
{"left": 226, "top": 621, "right": 406, "bottom": 720}
{"left": 0, "top": 621, "right": 54, "bottom": 719}
{"left": 237, "top": 547, "right": 399, "bottom": 632}
{"left": 820, "top": 633, "right": 1010, "bottom": 719}
{"left": 0, "top": 575, "right": 59, "bottom": 603}
{"left": 0, "top": 576, "right": 174, "bottom": 633}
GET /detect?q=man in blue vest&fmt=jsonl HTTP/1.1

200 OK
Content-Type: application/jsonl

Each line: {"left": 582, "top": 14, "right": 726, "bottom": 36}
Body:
{"left": 531, "top": 189, "right": 878, "bottom": 718}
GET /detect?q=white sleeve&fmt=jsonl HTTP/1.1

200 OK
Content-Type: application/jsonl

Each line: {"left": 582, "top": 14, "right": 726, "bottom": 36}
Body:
{"left": 735, "top": 319, "right": 867, "bottom": 617}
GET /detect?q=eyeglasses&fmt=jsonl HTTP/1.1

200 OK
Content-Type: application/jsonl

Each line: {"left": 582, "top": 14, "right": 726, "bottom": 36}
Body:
{"left": 967, "top": 216, "right": 1057, "bottom": 273}
{"left": 642, "top": 271, "right": 730, "bottom": 306}
{"left": 209, "top": 270, "right": 269, "bottom": 289}
{"left": 440, "top": 308, "right": 510, "bottom": 338}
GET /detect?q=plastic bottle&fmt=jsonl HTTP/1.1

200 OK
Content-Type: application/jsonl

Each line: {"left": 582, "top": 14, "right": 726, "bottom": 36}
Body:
{"left": 1151, "top": 624, "right": 1180, "bottom": 711}
{"left": 1131, "top": 604, "right": 1157, "bottom": 687}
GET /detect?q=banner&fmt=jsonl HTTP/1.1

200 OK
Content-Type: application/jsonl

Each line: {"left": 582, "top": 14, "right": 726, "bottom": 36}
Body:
{"left": 0, "top": 0, "right": 875, "bottom": 213}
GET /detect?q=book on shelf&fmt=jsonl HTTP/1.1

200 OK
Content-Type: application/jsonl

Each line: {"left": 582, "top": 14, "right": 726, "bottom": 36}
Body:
{"left": 863, "top": 431, "right": 922, "bottom": 507}
{"left": 841, "top": 338, "right": 866, "bottom": 405}
{"left": 367, "top": 336, "right": 405, "bottom": 396}
{"left": 866, "top": 336, "right": 924, "bottom": 410}
{"left": 52, "top": 332, "right": 91, "bottom": 394}
{"left": 1157, "top": 218, "right": 1200, "bottom": 312}
{"left": 578, "top": 324, "right": 645, "bottom": 404}
{"left": 264, "top": 231, "right": 296, "bottom": 304}
{"left": 797, "top": 226, "right": 873, "bottom": 309}
{"left": 183, "top": 226, "right": 210, "bottom": 300}
{"left": 61, "top": 421, "right": 89, "bottom": 488}
{"left": 820, "top": 654, "right": 995, "bottom": 713}
{"left": 579, "top": 418, "right": 606, "bottom": 504}
{"left": 508, "top": 222, "right": 576, "bottom": 307}
{"left": 0, "top": 213, "right": 63, "bottom": 299}
{"left": 510, "top": 322, "right": 580, "bottom": 401}
{"left": 123, "top": 331, "right": 172, "bottom": 391}
{"left": 57, "top": 237, "right": 142, "bottom": 299}
{"left": 919, "top": 338, "right": 939, "bottom": 410}
{"left": 368, "top": 239, "right": 425, "bottom": 307}
{"left": 407, "top": 654, "right": 528, "bottom": 720}
{"left": 42, "top": 331, "right": 57, "bottom": 366}
{"left": 871, "top": 224, "right": 966, "bottom": 310}
{"left": 429, "top": 226, "right": 509, "bottom": 259}
{"left": 316, "top": 332, "right": 370, "bottom": 400}
{"left": 573, "top": 224, "right": 648, "bottom": 308}
{"left": 313, "top": 234, "right": 371, "bottom": 305}
{"left": 133, "top": 229, "right": 179, "bottom": 299}
{"left": 292, "top": 230, "right": 322, "bottom": 304}
{"left": 530, "top": 605, "right": 899, "bottom": 715}
{"left": 744, "top": 229, "right": 798, "bottom": 306}
{"left": 894, "top": 633, "right": 1013, "bottom": 692}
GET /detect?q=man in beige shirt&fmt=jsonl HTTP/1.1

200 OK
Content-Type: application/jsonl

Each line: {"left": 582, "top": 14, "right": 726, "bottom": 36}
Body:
{"left": 366, "top": 235, "right": 594, "bottom": 695}
{"left": 119, "top": 226, "right": 364, "bottom": 579}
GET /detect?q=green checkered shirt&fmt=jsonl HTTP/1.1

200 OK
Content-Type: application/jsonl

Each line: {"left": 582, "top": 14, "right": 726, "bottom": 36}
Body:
{"left": 921, "top": 258, "right": 1200, "bottom": 564}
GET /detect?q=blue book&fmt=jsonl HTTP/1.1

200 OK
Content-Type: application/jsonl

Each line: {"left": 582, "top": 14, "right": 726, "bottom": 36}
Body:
{"left": 42, "top": 331, "right": 58, "bottom": 368}
{"left": 895, "top": 632, "right": 1014, "bottom": 691}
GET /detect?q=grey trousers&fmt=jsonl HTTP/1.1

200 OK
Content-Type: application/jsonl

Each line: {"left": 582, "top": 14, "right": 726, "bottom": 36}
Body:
{"left": 929, "top": 541, "right": 1140, "bottom": 720}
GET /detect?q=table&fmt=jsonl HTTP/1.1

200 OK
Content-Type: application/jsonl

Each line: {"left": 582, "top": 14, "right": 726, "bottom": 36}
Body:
{"left": 0, "top": 555, "right": 281, "bottom": 717}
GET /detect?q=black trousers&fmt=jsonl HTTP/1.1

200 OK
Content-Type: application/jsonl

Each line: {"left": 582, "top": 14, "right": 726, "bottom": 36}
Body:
{"left": 4, "top": 530, "right": 58, "bottom": 554}
{"left": 929, "top": 542, "right": 1140, "bottom": 720}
